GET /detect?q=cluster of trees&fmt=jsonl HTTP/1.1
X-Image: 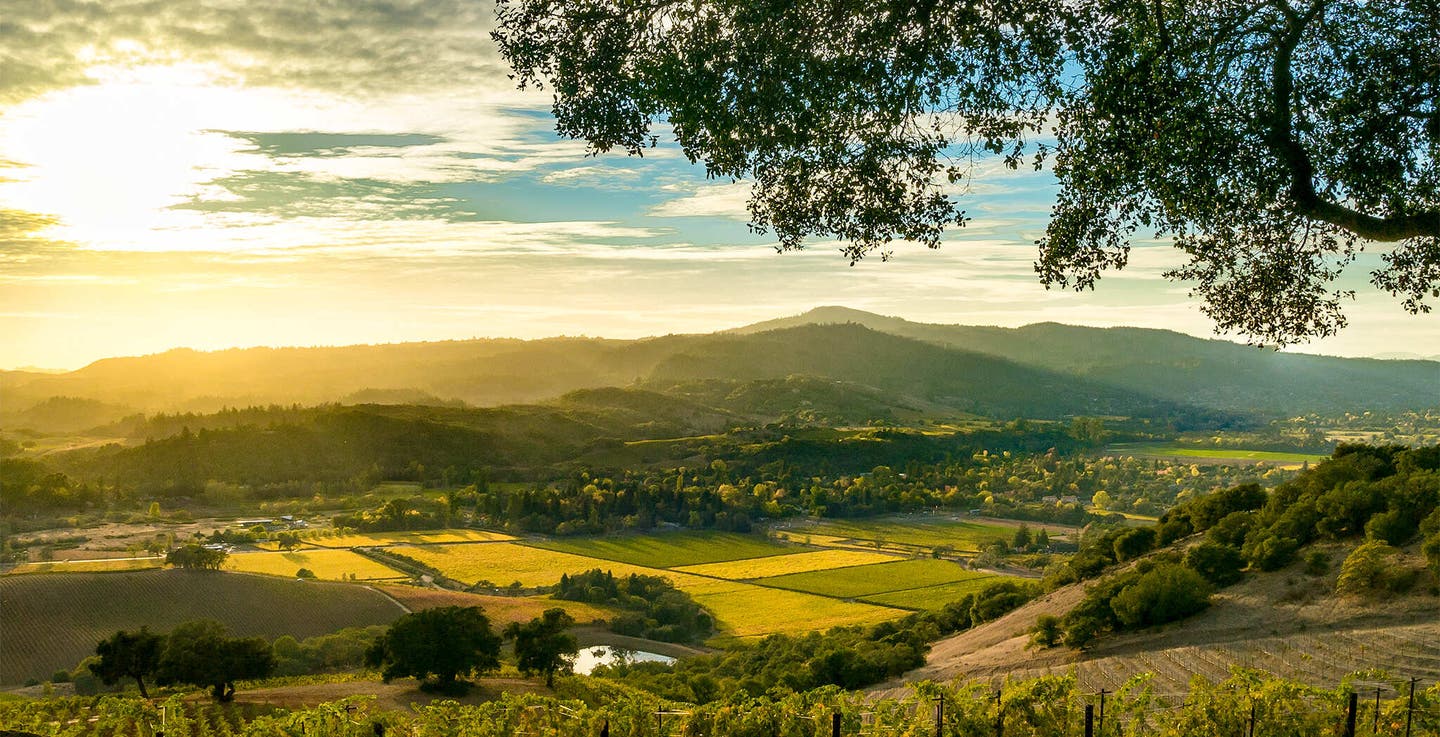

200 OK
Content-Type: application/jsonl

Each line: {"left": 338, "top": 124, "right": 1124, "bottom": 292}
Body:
{"left": 1036, "top": 444, "right": 1440, "bottom": 648}
{"left": 333, "top": 497, "right": 450, "bottom": 532}
{"left": 0, "top": 457, "right": 101, "bottom": 515}
{"left": 598, "top": 580, "right": 1036, "bottom": 702}
{"left": 165, "top": 544, "right": 228, "bottom": 570}
{"left": 555, "top": 570, "right": 713, "bottom": 643}
{"left": 90, "top": 621, "right": 274, "bottom": 701}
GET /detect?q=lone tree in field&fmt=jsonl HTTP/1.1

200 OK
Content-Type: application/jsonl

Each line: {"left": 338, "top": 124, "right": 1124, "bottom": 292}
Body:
{"left": 166, "top": 543, "right": 227, "bottom": 570}
{"left": 493, "top": 0, "right": 1439, "bottom": 345}
{"left": 90, "top": 628, "right": 162, "bottom": 698}
{"left": 366, "top": 606, "right": 502, "bottom": 693}
{"left": 155, "top": 619, "right": 275, "bottom": 702}
{"left": 505, "top": 607, "right": 578, "bottom": 687}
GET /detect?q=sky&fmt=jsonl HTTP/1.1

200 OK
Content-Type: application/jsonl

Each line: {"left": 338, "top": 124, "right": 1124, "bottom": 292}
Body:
{"left": 1, "top": 0, "right": 1435, "bottom": 370}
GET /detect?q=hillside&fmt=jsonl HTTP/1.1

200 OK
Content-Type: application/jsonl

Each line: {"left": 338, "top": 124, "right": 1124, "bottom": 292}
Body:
{"left": 736, "top": 307, "right": 1440, "bottom": 416}
{"left": 0, "top": 569, "right": 406, "bottom": 685}
{"left": 4, "top": 308, "right": 1434, "bottom": 427}
{"left": 875, "top": 540, "right": 1440, "bottom": 696}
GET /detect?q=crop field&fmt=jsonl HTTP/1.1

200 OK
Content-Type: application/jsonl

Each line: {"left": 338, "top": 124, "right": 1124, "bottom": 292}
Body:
{"left": 392, "top": 542, "right": 649, "bottom": 588}
{"left": 526, "top": 532, "right": 795, "bottom": 568}
{"left": 691, "top": 583, "right": 904, "bottom": 640}
{"left": 224, "top": 550, "right": 407, "bottom": 581}
{"left": 861, "top": 576, "right": 1024, "bottom": 610}
{"left": 1108, "top": 443, "right": 1327, "bottom": 464}
{"left": 396, "top": 542, "right": 907, "bottom": 639}
{"left": 374, "top": 586, "right": 614, "bottom": 628}
{"left": 783, "top": 517, "right": 1018, "bottom": 551}
{"left": 6, "top": 557, "right": 163, "bottom": 575}
{"left": 673, "top": 549, "right": 900, "bottom": 579}
{"left": 0, "top": 570, "right": 404, "bottom": 686}
{"left": 757, "top": 558, "right": 987, "bottom": 598}
{"left": 306, "top": 529, "right": 514, "bottom": 547}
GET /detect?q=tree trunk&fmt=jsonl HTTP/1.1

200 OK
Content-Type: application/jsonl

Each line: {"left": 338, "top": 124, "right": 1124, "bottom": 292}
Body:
{"left": 134, "top": 676, "right": 149, "bottom": 699}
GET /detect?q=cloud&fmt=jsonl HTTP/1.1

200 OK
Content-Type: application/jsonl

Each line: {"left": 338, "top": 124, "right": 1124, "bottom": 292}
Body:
{"left": 0, "top": 0, "right": 516, "bottom": 104}
{"left": 649, "top": 181, "right": 753, "bottom": 219}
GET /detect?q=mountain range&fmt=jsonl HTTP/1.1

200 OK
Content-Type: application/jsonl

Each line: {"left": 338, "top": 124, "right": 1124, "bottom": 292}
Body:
{"left": 2, "top": 307, "right": 1435, "bottom": 431}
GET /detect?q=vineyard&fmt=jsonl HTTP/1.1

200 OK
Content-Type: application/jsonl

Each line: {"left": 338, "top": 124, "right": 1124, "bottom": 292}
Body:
{"left": 0, "top": 570, "right": 405, "bottom": 686}
{"left": 3, "top": 669, "right": 1439, "bottom": 737}
{"left": 527, "top": 532, "right": 795, "bottom": 568}
{"left": 224, "top": 550, "right": 407, "bottom": 581}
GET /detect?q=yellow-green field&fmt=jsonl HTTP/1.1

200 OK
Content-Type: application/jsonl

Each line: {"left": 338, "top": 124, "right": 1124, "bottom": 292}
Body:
{"left": 395, "top": 542, "right": 908, "bottom": 638}
{"left": 306, "top": 529, "right": 514, "bottom": 548}
{"left": 691, "top": 583, "right": 903, "bottom": 639}
{"left": 527, "top": 532, "right": 795, "bottom": 568}
{"left": 787, "top": 517, "right": 1018, "bottom": 551}
{"left": 393, "top": 542, "right": 647, "bottom": 588}
{"left": 225, "top": 550, "right": 407, "bottom": 581}
{"left": 674, "top": 549, "right": 900, "bottom": 579}
{"left": 758, "top": 558, "right": 988, "bottom": 598}
{"left": 5, "top": 557, "right": 164, "bottom": 575}
{"left": 860, "top": 577, "right": 1024, "bottom": 610}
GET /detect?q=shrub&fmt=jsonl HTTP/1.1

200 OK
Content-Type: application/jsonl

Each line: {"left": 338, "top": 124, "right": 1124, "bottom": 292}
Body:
{"left": 1110, "top": 563, "right": 1213, "bottom": 629}
{"left": 1242, "top": 531, "right": 1299, "bottom": 572}
{"left": 1185, "top": 541, "right": 1245, "bottom": 586}
{"left": 1304, "top": 551, "right": 1330, "bottom": 576}
{"left": 1336, "top": 541, "right": 1402, "bottom": 596}
{"left": 1364, "top": 509, "right": 1417, "bottom": 546}
{"left": 1028, "top": 615, "right": 1062, "bottom": 649}
{"left": 295, "top": 568, "right": 316, "bottom": 579}
{"left": 1112, "top": 528, "right": 1157, "bottom": 562}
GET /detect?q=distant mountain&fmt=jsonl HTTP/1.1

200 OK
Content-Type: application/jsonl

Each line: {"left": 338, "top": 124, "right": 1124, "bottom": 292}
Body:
{"left": 2, "top": 308, "right": 1433, "bottom": 425}
{"left": 735, "top": 307, "right": 1440, "bottom": 416}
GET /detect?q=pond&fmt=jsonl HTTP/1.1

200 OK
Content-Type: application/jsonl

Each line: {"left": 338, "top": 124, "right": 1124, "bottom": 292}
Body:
{"left": 568, "top": 645, "right": 676, "bottom": 675}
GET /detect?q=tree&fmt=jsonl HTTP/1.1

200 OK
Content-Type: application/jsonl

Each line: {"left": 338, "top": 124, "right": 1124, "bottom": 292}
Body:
{"left": 366, "top": 606, "right": 501, "bottom": 693}
{"left": 1185, "top": 541, "right": 1246, "bottom": 586}
{"left": 155, "top": 620, "right": 275, "bottom": 702}
{"left": 1110, "top": 564, "right": 1213, "bottom": 629}
{"left": 1012, "top": 524, "right": 1033, "bottom": 552}
{"left": 91, "top": 628, "right": 162, "bottom": 698}
{"left": 275, "top": 532, "right": 302, "bottom": 551}
{"left": 505, "top": 608, "right": 578, "bottom": 687}
{"left": 166, "top": 544, "right": 226, "bottom": 570}
{"left": 493, "top": 0, "right": 1439, "bottom": 345}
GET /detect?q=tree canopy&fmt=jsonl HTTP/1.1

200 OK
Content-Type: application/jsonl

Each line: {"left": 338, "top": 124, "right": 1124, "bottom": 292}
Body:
{"left": 154, "top": 619, "right": 275, "bottom": 702}
{"left": 90, "top": 628, "right": 163, "bottom": 698}
{"left": 365, "top": 606, "right": 502, "bottom": 692}
{"left": 505, "top": 608, "right": 578, "bottom": 687}
{"left": 493, "top": 0, "right": 1440, "bottom": 344}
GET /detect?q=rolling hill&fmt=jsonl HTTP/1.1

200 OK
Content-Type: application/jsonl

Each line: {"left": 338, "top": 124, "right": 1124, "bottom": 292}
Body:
{"left": 3, "top": 308, "right": 1434, "bottom": 429}
{"left": 736, "top": 307, "right": 1440, "bottom": 416}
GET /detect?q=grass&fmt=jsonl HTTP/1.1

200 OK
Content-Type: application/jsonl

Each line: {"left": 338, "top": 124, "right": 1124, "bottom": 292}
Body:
{"left": 0, "top": 569, "right": 404, "bottom": 686}
{"left": 757, "top": 558, "right": 988, "bottom": 598}
{"left": 393, "top": 542, "right": 641, "bottom": 588}
{"left": 305, "top": 529, "right": 514, "bottom": 548}
{"left": 225, "top": 550, "right": 407, "bottom": 581}
{"left": 860, "top": 576, "right": 1025, "bottom": 610}
{"left": 674, "top": 549, "right": 900, "bottom": 579}
{"left": 1109, "top": 443, "right": 1328, "bottom": 463}
{"left": 397, "top": 542, "right": 906, "bottom": 639}
{"left": 526, "top": 532, "right": 795, "bottom": 569}
{"left": 373, "top": 586, "right": 614, "bottom": 628}
{"left": 690, "top": 584, "right": 904, "bottom": 640}
{"left": 6, "top": 557, "right": 163, "bottom": 575}
{"left": 781, "top": 517, "right": 1017, "bottom": 552}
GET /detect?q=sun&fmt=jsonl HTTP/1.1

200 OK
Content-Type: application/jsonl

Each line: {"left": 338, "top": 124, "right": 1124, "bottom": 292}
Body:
{"left": 0, "top": 64, "right": 315, "bottom": 251}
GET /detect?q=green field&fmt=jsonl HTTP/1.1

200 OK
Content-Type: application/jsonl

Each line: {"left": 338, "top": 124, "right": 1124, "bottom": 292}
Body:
{"left": 757, "top": 558, "right": 987, "bottom": 598}
{"left": 526, "top": 532, "right": 796, "bottom": 568}
{"left": 860, "top": 576, "right": 1024, "bottom": 610}
{"left": 784, "top": 517, "right": 1018, "bottom": 551}
{"left": 1109, "top": 443, "right": 1327, "bottom": 463}
{"left": 674, "top": 549, "right": 899, "bottom": 579}
{"left": 0, "top": 569, "right": 405, "bottom": 686}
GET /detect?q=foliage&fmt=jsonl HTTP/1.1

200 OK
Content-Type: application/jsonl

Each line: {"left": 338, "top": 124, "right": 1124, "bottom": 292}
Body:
{"left": 1335, "top": 540, "right": 1405, "bottom": 596}
{"left": 270, "top": 626, "right": 387, "bottom": 677}
{"left": 504, "top": 608, "right": 578, "bottom": 687}
{"left": 155, "top": 619, "right": 275, "bottom": 702}
{"left": 1028, "top": 614, "right": 1062, "bottom": 649}
{"left": 1109, "top": 564, "right": 1213, "bottom": 629}
{"left": 166, "top": 544, "right": 227, "bottom": 570}
{"left": 365, "top": 606, "right": 501, "bottom": 691}
{"left": 555, "top": 570, "right": 713, "bottom": 643}
{"left": 492, "top": 0, "right": 1440, "bottom": 344}
{"left": 89, "top": 628, "right": 162, "bottom": 698}
{"left": 1185, "top": 541, "right": 1245, "bottom": 587}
